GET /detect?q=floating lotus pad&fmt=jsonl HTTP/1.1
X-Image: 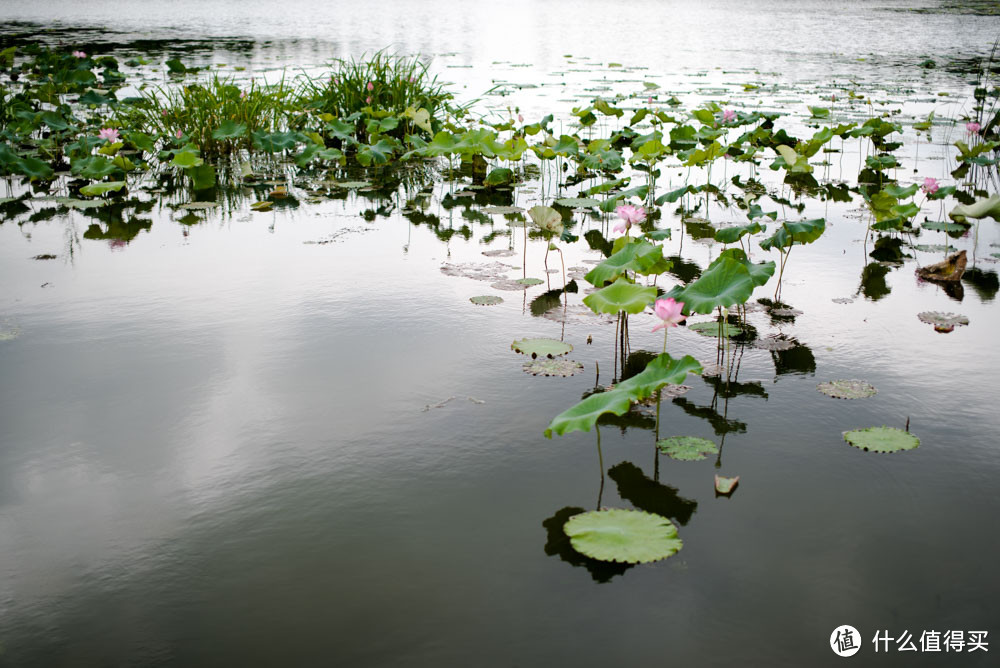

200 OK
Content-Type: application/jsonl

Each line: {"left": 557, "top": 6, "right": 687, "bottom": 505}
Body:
{"left": 688, "top": 321, "right": 744, "bottom": 338}
{"left": 481, "top": 205, "right": 525, "bottom": 215}
{"left": 333, "top": 181, "right": 370, "bottom": 188}
{"left": 715, "top": 475, "right": 740, "bottom": 495}
{"left": 515, "top": 277, "right": 544, "bottom": 286}
{"left": 754, "top": 336, "right": 796, "bottom": 351}
{"left": 178, "top": 201, "right": 221, "bottom": 210}
{"left": 470, "top": 295, "right": 503, "bottom": 306}
{"left": 523, "top": 359, "right": 583, "bottom": 377}
{"left": 817, "top": 380, "right": 877, "bottom": 399}
{"left": 563, "top": 509, "right": 683, "bottom": 564}
{"left": 554, "top": 197, "right": 600, "bottom": 208}
{"left": 482, "top": 249, "right": 516, "bottom": 257}
{"left": 917, "top": 312, "right": 968, "bottom": 328}
{"left": 511, "top": 338, "right": 573, "bottom": 358}
{"left": 843, "top": 426, "right": 919, "bottom": 453}
{"left": 657, "top": 436, "right": 718, "bottom": 461}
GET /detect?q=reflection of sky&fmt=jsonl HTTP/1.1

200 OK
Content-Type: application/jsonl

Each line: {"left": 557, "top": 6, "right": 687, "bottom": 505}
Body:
{"left": 1, "top": 2, "right": 1000, "bottom": 665}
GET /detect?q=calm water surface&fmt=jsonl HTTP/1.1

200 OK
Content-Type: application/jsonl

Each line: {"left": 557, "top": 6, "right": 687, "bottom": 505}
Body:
{"left": 1, "top": 1, "right": 999, "bottom": 666}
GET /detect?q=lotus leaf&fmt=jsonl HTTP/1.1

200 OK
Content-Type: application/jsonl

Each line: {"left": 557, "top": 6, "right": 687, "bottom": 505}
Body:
{"left": 523, "top": 359, "right": 583, "bottom": 377}
{"left": 817, "top": 380, "right": 877, "bottom": 399}
{"left": 563, "top": 509, "right": 683, "bottom": 564}
{"left": 583, "top": 278, "right": 657, "bottom": 315}
{"left": 656, "top": 436, "right": 718, "bottom": 461}
{"left": 511, "top": 338, "right": 572, "bottom": 358}
{"left": 843, "top": 426, "right": 919, "bottom": 453}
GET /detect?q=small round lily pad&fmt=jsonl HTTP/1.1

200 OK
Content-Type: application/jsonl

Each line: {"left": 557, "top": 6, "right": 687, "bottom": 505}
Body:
{"left": 689, "top": 321, "right": 743, "bottom": 338}
{"left": 523, "top": 359, "right": 583, "bottom": 377}
{"left": 656, "top": 436, "right": 718, "bottom": 461}
{"left": 515, "top": 277, "right": 544, "bottom": 286}
{"left": 563, "top": 509, "right": 683, "bottom": 564}
{"left": 817, "top": 380, "right": 877, "bottom": 399}
{"left": 843, "top": 426, "right": 919, "bottom": 453}
{"left": 470, "top": 295, "right": 503, "bottom": 306}
{"left": 511, "top": 338, "right": 573, "bottom": 358}
{"left": 333, "top": 181, "right": 370, "bottom": 189}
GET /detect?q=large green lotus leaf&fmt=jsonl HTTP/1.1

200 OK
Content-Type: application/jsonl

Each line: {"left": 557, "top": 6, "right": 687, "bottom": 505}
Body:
{"left": 657, "top": 436, "right": 718, "bottom": 461}
{"left": 212, "top": 119, "right": 247, "bottom": 140}
{"left": 710, "top": 248, "right": 775, "bottom": 288}
{"left": 74, "top": 155, "right": 118, "bottom": 179}
{"left": 356, "top": 139, "right": 395, "bottom": 167}
{"left": 843, "top": 426, "right": 919, "bottom": 453}
{"left": 79, "top": 180, "right": 126, "bottom": 197}
{"left": 671, "top": 257, "right": 753, "bottom": 314}
{"left": 759, "top": 218, "right": 826, "bottom": 250}
{"left": 544, "top": 389, "right": 632, "bottom": 438}
{"left": 715, "top": 222, "right": 765, "bottom": 244}
{"left": 584, "top": 240, "right": 664, "bottom": 287}
{"left": 614, "top": 353, "right": 703, "bottom": 402}
{"left": 17, "top": 155, "right": 55, "bottom": 180}
{"left": 563, "top": 509, "right": 683, "bottom": 564}
{"left": 582, "top": 278, "right": 656, "bottom": 315}
{"left": 949, "top": 195, "right": 1000, "bottom": 223}
{"left": 511, "top": 338, "right": 572, "bottom": 358}
{"left": 884, "top": 183, "right": 919, "bottom": 199}
{"left": 170, "top": 150, "right": 203, "bottom": 168}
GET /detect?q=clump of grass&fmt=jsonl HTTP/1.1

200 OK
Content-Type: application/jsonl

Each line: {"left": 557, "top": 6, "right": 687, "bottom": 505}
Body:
{"left": 297, "top": 50, "right": 450, "bottom": 137}
{"left": 126, "top": 76, "right": 295, "bottom": 156}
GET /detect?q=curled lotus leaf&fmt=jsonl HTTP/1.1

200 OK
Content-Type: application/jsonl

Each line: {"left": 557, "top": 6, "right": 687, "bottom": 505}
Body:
{"left": 715, "top": 475, "right": 740, "bottom": 495}
{"left": 657, "top": 436, "right": 718, "bottom": 461}
{"left": 817, "top": 380, "right": 877, "bottom": 399}
{"left": 843, "top": 426, "right": 919, "bottom": 453}
{"left": 523, "top": 359, "right": 583, "bottom": 377}
{"left": 917, "top": 312, "right": 968, "bottom": 328}
{"left": 511, "top": 338, "right": 573, "bottom": 358}
{"left": 563, "top": 509, "right": 683, "bottom": 564}
{"left": 527, "top": 205, "right": 563, "bottom": 234}
{"left": 470, "top": 295, "right": 503, "bottom": 306}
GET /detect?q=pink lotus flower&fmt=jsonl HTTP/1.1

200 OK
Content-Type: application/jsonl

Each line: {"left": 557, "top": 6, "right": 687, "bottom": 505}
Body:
{"left": 921, "top": 177, "right": 939, "bottom": 195}
{"left": 365, "top": 96, "right": 372, "bottom": 104}
{"left": 175, "top": 129, "right": 183, "bottom": 139}
{"left": 72, "top": 51, "right": 86, "bottom": 58}
{"left": 722, "top": 109, "right": 736, "bottom": 123}
{"left": 647, "top": 96, "right": 653, "bottom": 105}
{"left": 651, "top": 298, "right": 686, "bottom": 332}
{"left": 366, "top": 81, "right": 374, "bottom": 92}
{"left": 966, "top": 121, "right": 981, "bottom": 135}
{"left": 517, "top": 113, "right": 524, "bottom": 123}
{"left": 160, "top": 109, "right": 168, "bottom": 117}
{"left": 614, "top": 204, "right": 646, "bottom": 233}
{"left": 98, "top": 127, "right": 119, "bottom": 142}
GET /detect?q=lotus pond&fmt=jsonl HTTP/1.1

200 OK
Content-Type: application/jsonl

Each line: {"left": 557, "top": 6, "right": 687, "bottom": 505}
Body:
{"left": 1, "top": 1, "right": 1000, "bottom": 665}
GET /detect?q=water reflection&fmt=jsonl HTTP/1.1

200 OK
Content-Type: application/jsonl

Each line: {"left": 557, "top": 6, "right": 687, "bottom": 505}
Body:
{"left": 607, "top": 462, "right": 697, "bottom": 527}
{"left": 542, "top": 506, "right": 632, "bottom": 583}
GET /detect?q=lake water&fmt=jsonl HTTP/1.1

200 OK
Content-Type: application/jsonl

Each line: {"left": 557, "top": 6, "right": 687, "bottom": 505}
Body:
{"left": 1, "top": 1, "right": 999, "bottom": 666}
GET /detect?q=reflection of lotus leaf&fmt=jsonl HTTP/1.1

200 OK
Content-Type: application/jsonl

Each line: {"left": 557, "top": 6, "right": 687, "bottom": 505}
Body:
{"left": 522, "top": 359, "right": 583, "bottom": 377}
{"left": 563, "top": 509, "right": 683, "bottom": 564}
{"left": 843, "top": 426, "right": 919, "bottom": 453}
{"left": 470, "top": 295, "right": 503, "bottom": 306}
{"left": 715, "top": 475, "right": 740, "bottom": 494}
{"left": 917, "top": 311, "right": 968, "bottom": 328}
{"left": 511, "top": 338, "right": 573, "bottom": 358}
{"left": 817, "top": 380, "right": 877, "bottom": 399}
{"left": 657, "top": 436, "right": 718, "bottom": 461}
